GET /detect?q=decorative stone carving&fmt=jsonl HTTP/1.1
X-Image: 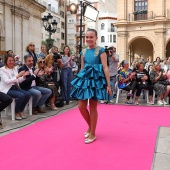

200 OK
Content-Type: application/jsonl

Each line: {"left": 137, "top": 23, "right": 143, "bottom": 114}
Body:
{"left": 11, "top": 6, "right": 31, "bottom": 20}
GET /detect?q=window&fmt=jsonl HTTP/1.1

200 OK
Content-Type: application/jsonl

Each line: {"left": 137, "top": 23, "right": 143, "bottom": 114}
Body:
{"left": 61, "top": 22, "right": 64, "bottom": 29}
{"left": 60, "top": 11, "right": 64, "bottom": 18}
{"left": 48, "top": 4, "right": 51, "bottom": 11}
{"left": 68, "top": 28, "right": 75, "bottom": 34}
{"left": 101, "top": 36, "right": 105, "bottom": 42}
{"left": 68, "top": 39, "right": 74, "bottom": 45}
{"left": 61, "top": 32, "right": 65, "bottom": 40}
{"left": 101, "top": 23, "right": 105, "bottom": 30}
{"left": 134, "top": 0, "right": 148, "bottom": 20}
{"left": 134, "top": 0, "right": 148, "bottom": 11}
{"left": 110, "top": 35, "right": 112, "bottom": 42}
{"left": 111, "top": 24, "right": 115, "bottom": 32}
{"left": 68, "top": 18, "right": 74, "bottom": 23}
{"left": 113, "top": 35, "right": 116, "bottom": 43}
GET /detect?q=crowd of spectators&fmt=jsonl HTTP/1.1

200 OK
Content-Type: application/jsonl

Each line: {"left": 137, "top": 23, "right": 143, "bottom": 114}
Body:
{"left": 0, "top": 42, "right": 79, "bottom": 127}
{"left": 117, "top": 54, "right": 170, "bottom": 105}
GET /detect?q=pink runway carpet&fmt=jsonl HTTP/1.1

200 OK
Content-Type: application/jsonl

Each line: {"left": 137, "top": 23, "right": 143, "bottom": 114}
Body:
{"left": 0, "top": 105, "right": 170, "bottom": 170}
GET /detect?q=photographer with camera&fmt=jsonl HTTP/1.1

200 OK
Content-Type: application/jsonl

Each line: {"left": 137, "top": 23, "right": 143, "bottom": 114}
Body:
{"left": 100, "top": 46, "right": 119, "bottom": 104}
{"left": 48, "top": 46, "right": 62, "bottom": 89}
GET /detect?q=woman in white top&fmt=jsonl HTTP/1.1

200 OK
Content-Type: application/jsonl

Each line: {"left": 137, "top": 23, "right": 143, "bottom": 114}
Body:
{"left": 0, "top": 54, "right": 31, "bottom": 120}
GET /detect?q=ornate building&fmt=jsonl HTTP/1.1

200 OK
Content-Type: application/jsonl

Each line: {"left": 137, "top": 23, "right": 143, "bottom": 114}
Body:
{"left": 0, "top": 0, "right": 45, "bottom": 58}
{"left": 115, "top": 0, "right": 170, "bottom": 62}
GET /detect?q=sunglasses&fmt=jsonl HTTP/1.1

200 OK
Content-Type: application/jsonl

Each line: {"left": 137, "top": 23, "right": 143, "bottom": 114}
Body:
{"left": 39, "top": 61, "right": 45, "bottom": 64}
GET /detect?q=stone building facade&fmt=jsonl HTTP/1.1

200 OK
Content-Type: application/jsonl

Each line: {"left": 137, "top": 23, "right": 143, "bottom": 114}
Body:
{"left": 0, "top": 0, "right": 45, "bottom": 59}
{"left": 115, "top": 0, "right": 170, "bottom": 63}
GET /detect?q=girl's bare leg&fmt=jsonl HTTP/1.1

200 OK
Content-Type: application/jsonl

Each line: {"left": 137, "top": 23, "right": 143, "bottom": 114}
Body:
{"left": 87, "top": 99, "right": 98, "bottom": 139}
{"left": 78, "top": 100, "right": 91, "bottom": 133}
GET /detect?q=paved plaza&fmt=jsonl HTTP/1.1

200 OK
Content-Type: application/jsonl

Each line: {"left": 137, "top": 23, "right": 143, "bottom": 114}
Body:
{"left": 0, "top": 93, "right": 170, "bottom": 170}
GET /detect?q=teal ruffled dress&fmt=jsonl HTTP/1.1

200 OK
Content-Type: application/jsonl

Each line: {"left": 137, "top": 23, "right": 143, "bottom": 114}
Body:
{"left": 70, "top": 47, "right": 112, "bottom": 101}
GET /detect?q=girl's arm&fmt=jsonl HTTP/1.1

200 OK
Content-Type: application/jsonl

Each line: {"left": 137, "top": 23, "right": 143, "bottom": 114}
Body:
{"left": 80, "top": 56, "right": 84, "bottom": 70}
{"left": 100, "top": 52, "right": 112, "bottom": 96}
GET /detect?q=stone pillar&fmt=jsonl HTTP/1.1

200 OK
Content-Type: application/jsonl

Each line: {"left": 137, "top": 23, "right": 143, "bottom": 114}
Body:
{"left": 155, "top": 0, "right": 165, "bottom": 19}
{"left": 117, "top": 0, "right": 127, "bottom": 22}
{"left": 117, "top": 31, "right": 128, "bottom": 61}
{"left": 154, "top": 28, "right": 166, "bottom": 60}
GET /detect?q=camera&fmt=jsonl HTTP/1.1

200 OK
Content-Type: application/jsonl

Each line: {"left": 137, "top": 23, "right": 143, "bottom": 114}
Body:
{"left": 53, "top": 52, "right": 61, "bottom": 61}
{"left": 53, "top": 52, "right": 61, "bottom": 70}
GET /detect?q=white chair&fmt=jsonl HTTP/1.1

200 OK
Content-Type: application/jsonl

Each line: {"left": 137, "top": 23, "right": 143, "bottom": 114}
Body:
{"left": 5, "top": 97, "right": 32, "bottom": 120}
{"left": 116, "top": 88, "right": 128, "bottom": 104}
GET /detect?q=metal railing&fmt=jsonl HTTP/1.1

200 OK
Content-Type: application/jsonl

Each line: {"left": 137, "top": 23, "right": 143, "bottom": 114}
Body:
{"left": 128, "top": 11, "right": 155, "bottom": 21}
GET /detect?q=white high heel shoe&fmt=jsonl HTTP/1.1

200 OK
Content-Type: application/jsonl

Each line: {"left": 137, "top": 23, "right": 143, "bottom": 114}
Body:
{"left": 85, "top": 136, "right": 96, "bottom": 144}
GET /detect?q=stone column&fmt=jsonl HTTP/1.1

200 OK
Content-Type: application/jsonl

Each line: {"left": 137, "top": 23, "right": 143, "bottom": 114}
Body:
{"left": 155, "top": 0, "right": 165, "bottom": 19}
{"left": 154, "top": 28, "right": 166, "bottom": 60}
{"left": 117, "top": 31, "right": 128, "bottom": 61}
{"left": 117, "top": 0, "right": 127, "bottom": 22}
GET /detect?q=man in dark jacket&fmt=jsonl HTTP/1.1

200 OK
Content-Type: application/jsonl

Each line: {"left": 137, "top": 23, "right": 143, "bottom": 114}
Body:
{"left": 19, "top": 54, "right": 51, "bottom": 114}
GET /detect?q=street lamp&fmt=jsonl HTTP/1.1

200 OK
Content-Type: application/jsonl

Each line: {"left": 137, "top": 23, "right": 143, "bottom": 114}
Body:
{"left": 42, "top": 13, "right": 58, "bottom": 48}
{"left": 69, "top": 0, "right": 99, "bottom": 56}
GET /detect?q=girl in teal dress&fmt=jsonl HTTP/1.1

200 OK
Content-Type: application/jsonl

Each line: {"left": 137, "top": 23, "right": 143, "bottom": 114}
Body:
{"left": 70, "top": 29, "right": 112, "bottom": 144}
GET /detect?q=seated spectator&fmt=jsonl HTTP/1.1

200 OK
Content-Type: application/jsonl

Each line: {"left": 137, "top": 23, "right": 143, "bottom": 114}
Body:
{"left": 0, "top": 54, "right": 31, "bottom": 120}
{"left": 0, "top": 92, "right": 13, "bottom": 128}
{"left": 160, "top": 58, "right": 169, "bottom": 73}
{"left": 133, "top": 62, "right": 154, "bottom": 105}
{"left": 19, "top": 54, "right": 52, "bottom": 114}
{"left": 118, "top": 60, "right": 136, "bottom": 104}
{"left": 38, "top": 45, "right": 48, "bottom": 59}
{"left": 150, "top": 62, "right": 170, "bottom": 105}
{"left": 35, "top": 58, "right": 58, "bottom": 110}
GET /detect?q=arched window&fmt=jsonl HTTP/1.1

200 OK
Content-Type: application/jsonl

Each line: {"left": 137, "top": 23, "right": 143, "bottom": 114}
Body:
{"left": 101, "top": 23, "right": 105, "bottom": 30}
{"left": 101, "top": 36, "right": 105, "bottom": 42}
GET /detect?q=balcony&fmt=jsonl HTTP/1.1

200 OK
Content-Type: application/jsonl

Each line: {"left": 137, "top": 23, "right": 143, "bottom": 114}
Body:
{"left": 75, "top": 31, "right": 85, "bottom": 36}
{"left": 76, "top": 20, "right": 86, "bottom": 25}
{"left": 128, "top": 11, "right": 155, "bottom": 22}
